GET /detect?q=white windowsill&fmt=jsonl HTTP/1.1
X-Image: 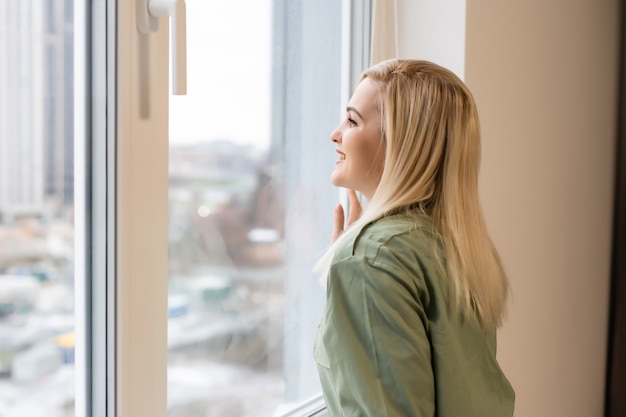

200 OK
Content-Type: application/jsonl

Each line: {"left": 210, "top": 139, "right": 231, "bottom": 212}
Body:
{"left": 272, "top": 392, "right": 328, "bottom": 417}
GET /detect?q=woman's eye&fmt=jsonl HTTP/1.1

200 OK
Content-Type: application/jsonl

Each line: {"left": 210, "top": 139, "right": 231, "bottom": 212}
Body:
{"left": 347, "top": 118, "right": 357, "bottom": 127}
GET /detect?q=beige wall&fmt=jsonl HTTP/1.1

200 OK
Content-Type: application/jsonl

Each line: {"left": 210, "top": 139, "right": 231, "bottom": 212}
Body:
{"left": 393, "top": 0, "right": 618, "bottom": 415}
{"left": 465, "top": 1, "right": 619, "bottom": 416}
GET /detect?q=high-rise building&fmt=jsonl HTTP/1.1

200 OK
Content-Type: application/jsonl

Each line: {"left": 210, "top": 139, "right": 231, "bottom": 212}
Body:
{"left": 0, "top": 0, "right": 73, "bottom": 223}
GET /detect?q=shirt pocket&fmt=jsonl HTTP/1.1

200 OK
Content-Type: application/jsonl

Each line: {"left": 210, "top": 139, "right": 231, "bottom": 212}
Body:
{"left": 314, "top": 323, "right": 330, "bottom": 369}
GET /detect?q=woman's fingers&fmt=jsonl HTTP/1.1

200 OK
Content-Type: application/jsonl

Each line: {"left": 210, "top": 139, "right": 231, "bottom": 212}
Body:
{"left": 331, "top": 203, "right": 345, "bottom": 243}
{"left": 331, "top": 190, "right": 363, "bottom": 243}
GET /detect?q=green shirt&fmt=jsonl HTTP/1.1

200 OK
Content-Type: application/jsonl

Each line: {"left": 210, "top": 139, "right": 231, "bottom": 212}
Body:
{"left": 314, "top": 212, "right": 515, "bottom": 417}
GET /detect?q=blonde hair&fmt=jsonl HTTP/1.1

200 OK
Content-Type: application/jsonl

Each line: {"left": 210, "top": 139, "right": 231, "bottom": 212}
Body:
{"left": 315, "top": 59, "right": 508, "bottom": 331}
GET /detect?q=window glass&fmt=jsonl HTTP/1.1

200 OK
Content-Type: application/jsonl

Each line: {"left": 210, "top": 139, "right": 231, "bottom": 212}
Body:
{"left": 167, "top": 1, "right": 342, "bottom": 415}
{"left": 0, "top": 1, "right": 76, "bottom": 416}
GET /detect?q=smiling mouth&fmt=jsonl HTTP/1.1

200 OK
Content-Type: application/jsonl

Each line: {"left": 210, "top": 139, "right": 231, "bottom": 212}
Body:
{"left": 338, "top": 153, "right": 346, "bottom": 161}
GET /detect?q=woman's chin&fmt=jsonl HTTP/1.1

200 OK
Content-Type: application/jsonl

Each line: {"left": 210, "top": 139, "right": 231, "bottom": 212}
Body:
{"left": 330, "top": 172, "right": 342, "bottom": 187}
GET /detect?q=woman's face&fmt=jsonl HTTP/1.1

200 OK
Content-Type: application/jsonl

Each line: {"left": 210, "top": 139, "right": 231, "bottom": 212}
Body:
{"left": 330, "top": 78, "right": 385, "bottom": 200}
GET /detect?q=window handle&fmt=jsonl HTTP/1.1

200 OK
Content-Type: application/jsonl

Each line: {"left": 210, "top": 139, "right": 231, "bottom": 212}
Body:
{"left": 137, "top": 0, "right": 187, "bottom": 95}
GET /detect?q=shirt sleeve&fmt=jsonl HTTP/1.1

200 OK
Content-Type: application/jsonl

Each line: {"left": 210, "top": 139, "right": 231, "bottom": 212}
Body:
{"left": 318, "top": 237, "right": 436, "bottom": 417}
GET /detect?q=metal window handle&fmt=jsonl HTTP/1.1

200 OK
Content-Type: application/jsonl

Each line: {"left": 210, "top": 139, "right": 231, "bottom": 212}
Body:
{"left": 137, "top": 0, "right": 187, "bottom": 95}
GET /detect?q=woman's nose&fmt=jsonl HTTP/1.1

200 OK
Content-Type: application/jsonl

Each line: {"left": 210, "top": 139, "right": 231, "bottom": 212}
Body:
{"left": 330, "top": 125, "right": 341, "bottom": 143}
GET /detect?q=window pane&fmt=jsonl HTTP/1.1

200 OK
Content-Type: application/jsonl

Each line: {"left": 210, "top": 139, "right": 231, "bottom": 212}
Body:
{"left": 0, "top": 0, "right": 76, "bottom": 416}
{"left": 167, "top": 1, "right": 342, "bottom": 415}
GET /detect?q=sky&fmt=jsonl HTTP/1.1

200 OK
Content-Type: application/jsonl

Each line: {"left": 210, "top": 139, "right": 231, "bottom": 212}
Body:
{"left": 169, "top": 0, "right": 272, "bottom": 148}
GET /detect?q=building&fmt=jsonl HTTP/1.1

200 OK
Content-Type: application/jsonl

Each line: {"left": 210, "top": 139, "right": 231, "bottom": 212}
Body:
{"left": 0, "top": 0, "right": 73, "bottom": 223}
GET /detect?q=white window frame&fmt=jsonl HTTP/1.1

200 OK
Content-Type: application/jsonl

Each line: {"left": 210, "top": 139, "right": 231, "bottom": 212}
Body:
{"left": 75, "top": 0, "right": 119, "bottom": 416}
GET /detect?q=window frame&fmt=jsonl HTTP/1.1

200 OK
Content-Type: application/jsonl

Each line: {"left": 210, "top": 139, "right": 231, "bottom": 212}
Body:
{"left": 115, "top": 0, "right": 171, "bottom": 415}
{"left": 75, "top": 0, "right": 119, "bottom": 415}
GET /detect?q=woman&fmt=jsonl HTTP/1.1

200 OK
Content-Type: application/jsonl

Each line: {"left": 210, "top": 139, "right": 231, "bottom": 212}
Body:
{"left": 314, "top": 59, "right": 515, "bottom": 416}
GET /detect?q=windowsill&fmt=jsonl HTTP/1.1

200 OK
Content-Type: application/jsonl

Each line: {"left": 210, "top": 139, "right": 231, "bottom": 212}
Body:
{"left": 272, "top": 392, "right": 327, "bottom": 417}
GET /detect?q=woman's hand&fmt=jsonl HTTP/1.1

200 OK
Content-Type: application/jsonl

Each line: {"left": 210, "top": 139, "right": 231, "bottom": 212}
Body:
{"left": 331, "top": 189, "right": 362, "bottom": 243}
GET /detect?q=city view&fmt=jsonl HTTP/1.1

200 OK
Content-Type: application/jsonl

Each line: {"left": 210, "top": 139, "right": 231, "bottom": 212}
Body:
{"left": 0, "top": 0, "right": 76, "bottom": 416}
{"left": 0, "top": 137, "right": 289, "bottom": 416}
{"left": 167, "top": 141, "right": 287, "bottom": 416}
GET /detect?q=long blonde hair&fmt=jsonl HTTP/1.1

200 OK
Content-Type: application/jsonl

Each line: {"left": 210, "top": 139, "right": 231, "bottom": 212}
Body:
{"left": 315, "top": 59, "right": 508, "bottom": 331}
